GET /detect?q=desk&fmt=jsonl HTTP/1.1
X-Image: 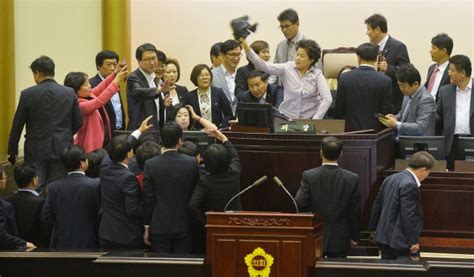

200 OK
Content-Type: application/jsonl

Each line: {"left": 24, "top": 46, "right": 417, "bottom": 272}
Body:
{"left": 225, "top": 128, "right": 395, "bottom": 225}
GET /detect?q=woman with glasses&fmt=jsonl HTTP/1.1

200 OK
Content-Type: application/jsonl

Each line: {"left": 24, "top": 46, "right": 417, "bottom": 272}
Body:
{"left": 185, "top": 64, "right": 233, "bottom": 129}
{"left": 240, "top": 37, "right": 332, "bottom": 120}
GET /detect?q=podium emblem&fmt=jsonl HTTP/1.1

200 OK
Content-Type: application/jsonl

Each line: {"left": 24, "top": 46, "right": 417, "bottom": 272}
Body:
{"left": 244, "top": 247, "right": 274, "bottom": 277}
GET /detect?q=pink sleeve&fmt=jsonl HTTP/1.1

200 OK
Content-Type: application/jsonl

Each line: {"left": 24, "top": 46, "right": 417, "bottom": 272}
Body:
{"left": 91, "top": 72, "right": 116, "bottom": 97}
{"left": 79, "top": 81, "right": 120, "bottom": 115}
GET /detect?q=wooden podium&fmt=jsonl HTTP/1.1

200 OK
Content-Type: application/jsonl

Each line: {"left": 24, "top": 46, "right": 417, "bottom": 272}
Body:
{"left": 206, "top": 211, "right": 323, "bottom": 277}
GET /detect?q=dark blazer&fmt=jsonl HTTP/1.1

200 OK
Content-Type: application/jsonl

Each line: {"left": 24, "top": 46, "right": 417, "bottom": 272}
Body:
{"left": 295, "top": 165, "right": 360, "bottom": 254}
{"left": 396, "top": 86, "right": 436, "bottom": 136}
{"left": 335, "top": 66, "right": 393, "bottom": 132}
{"left": 0, "top": 199, "right": 26, "bottom": 249}
{"left": 188, "top": 141, "right": 242, "bottom": 224}
{"left": 185, "top": 86, "right": 234, "bottom": 129}
{"left": 369, "top": 170, "right": 423, "bottom": 251}
{"left": 90, "top": 74, "right": 126, "bottom": 131}
{"left": 381, "top": 36, "right": 410, "bottom": 113}
{"left": 238, "top": 83, "right": 284, "bottom": 108}
{"left": 8, "top": 79, "right": 83, "bottom": 163}
{"left": 41, "top": 173, "right": 100, "bottom": 249}
{"left": 235, "top": 63, "right": 255, "bottom": 98}
{"left": 6, "top": 191, "right": 48, "bottom": 247}
{"left": 436, "top": 80, "right": 474, "bottom": 155}
{"left": 143, "top": 151, "right": 199, "bottom": 234}
{"left": 424, "top": 63, "right": 450, "bottom": 103}
{"left": 126, "top": 69, "right": 164, "bottom": 131}
{"left": 99, "top": 157, "right": 144, "bottom": 246}
{"left": 174, "top": 85, "right": 189, "bottom": 103}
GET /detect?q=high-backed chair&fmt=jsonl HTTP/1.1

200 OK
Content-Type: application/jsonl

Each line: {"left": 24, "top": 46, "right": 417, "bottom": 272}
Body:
{"left": 322, "top": 47, "right": 358, "bottom": 79}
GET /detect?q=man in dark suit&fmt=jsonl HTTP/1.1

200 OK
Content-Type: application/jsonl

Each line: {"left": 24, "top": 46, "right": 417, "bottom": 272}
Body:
{"left": 295, "top": 137, "right": 360, "bottom": 258}
{"left": 7, "top": 163, "right": 49, "bottom": 247}
{"left": 89, "top": 50, "right": 126, "bottom": 131}
{"left": 8, "top": 56, "right": 83, "bottom": 196}
{"left": 365, "top": 14, "right": 410, "bottom": 113}
{"left": 436, "top": 54, "right": 474, "bottom": 170}
{"left": 143, "top": 122, "right": 199, "bottom": 253}
{"left": 127, "top": 43, "right": 173, "bottom": 130}
{"left": 379, "top": 64, "right": 436, "bottom": 137}
{"left": 335, "top": 43, "right": 392, "bottom": 132}
{"left": 41, "top": 145, "right": 100, "bottom": 249}
{"left": 425, "top": 33, "right": 453, "bottom": 102}
{"left": 369, "top": 151, "right": 436, "bottom": 259}
{"left": 0, "top": 165, "right": 35, "bottom": 250}
{"left": 238, "top": 70, "right": 283, "bottom": 108}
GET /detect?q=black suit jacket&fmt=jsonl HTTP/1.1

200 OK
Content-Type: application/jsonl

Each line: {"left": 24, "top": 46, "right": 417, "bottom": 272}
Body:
{"left": 435, "top": 80, "right": 474, "bottom": 154}
{"left": 99, "top": 157, "right": 144, "bottom": 246}
{"left": 41, "top": 173, "right": 100, "bottom": 249}
{"left": 335, "top": 66, "right": 393, "bottom": 132}
{"left": 174, "top": 85, "right": 189, "bottom": 103}
{"left": 126, "top": 69, "right": 164, "bottom": 130}
{"left": 0, "top": 199, "right": 26, "bottom": 249}
{"left": 143, "top": 151, "right": 199, "bottom": 234}
{"left": 295, "top": 165, "right": 360, "bottom": 253}
{"left": 185, "top": 87, "right": 234, "bottom": 129}
{"left": 369, "top": 170, "right": 423, "bottom": 251}
{"left": 382, "top": 36, "right": 410, "bottom": 113}
{"left": 90, "top": 74, "right": 126, "bottom": 131}
{"left": 8, "top": 79, "right": 83, "bottom": 163}
{"left": 188, "top": 141, "right": 242, "bottom": 224}
{"left": 6, "top": 191, "right": 49, "bottom": 247}
{"left": 424, "top": 63, "right": 450, "bottom": 103}
{"left": 238, "top": 83, "right": 284, "bottom": 108}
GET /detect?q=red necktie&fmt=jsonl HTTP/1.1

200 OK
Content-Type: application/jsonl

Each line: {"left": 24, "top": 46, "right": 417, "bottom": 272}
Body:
{"left": 427, "top": 65, "right": 440, "bottom": 93}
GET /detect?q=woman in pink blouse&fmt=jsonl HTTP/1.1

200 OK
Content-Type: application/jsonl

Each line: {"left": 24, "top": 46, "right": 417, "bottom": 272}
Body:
{"left": 64, "top": 66, "right": 127, "bottom": 153}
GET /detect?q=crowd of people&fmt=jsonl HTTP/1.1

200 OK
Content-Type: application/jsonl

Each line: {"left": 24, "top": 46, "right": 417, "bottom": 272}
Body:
{"left": 1, "top": 8, "right": 471, "bottom": 260}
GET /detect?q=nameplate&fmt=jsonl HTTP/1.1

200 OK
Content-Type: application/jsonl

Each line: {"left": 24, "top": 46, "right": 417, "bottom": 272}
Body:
{"left": 275, "top": 122, "right": 315, "bottom": 134}
{"left": 227, "top": 217, "right": 291, "bottom": 226}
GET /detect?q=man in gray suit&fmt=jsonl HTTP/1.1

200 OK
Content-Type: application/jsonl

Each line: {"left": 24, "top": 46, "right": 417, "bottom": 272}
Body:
{"left": 212, "top": 39, "right": 241, "bottom": 114}
{"left": 436, "top": 54, "right": 474, "bottom": 170}
{"left": 8, "top": 56, "right": 83, "bottom": 196}
{"left": 369, "top": 151, "right": 436, "bottom": 259}
{"left": 379, "top": 64, "right": 436, "bottom": 137}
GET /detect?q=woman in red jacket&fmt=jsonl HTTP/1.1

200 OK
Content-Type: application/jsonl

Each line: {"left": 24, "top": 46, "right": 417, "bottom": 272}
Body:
{"left": 64, "top": 66, "right": 128, "bottom": 153}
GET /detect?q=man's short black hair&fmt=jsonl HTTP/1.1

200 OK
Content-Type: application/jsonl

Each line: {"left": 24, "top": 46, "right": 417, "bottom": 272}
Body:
{"left": 246, "top": 70, "right": 269, "bottom": 81}
{"left": 13, "top": 163, "right": 37, "bottom": 189}
{"left": 431, "top": 33, "right": 453, "bottom": 56}
{"left": 408, "top": 151, "right": 436, "bottom": 170}
{"left": 135, "top": 43, "right": 157, "bottom": 61}
{"left": 190, "top": 64, "right": 213, "bottom": 86}
{"left": 204, "top": 144, "right": 230, "bottom": 174}
{"left": 396, "top": 63, "right": 421, "bottom": 85}
{"left": 220, "top": 39, "right": 241, "bottom": 54}
{"left": 85, "top": 148, "right": 107, "bottom": 178}
{"left": 95, "top": 50, "right": 119, "bottom": 69}
{"left": 156, "top": 50, "right": 167, "bottom": 63}
{"left": 356, "top": 43, "right": 379, "bottom": 61}
{"left": 106, "top": 135, "right": 132, "bottom": 162}
{"left": 277, "top": 8, "right": 299, "bottom": 23}
{"left": 136, "top": 141, "right": 160, "bottom": 169}
{"left": 364, "top": 14, "right": 388, "bottom": 33}
{"left": 64, "top": 72, "right": 88, "bottom": 93}
{"left": 179, "top": 141, "right": 199, "bottom": 157}
{"left": 296, "top": 39, "right": 321, "bottom": 66}
{"left": 449, "top": 54, "right": 472, "bottom": 77}
{"left": 61, "top": 145, "right": 87, "bottom": 172}
{"left": 321, "top": 136, "right": 343, "bottom": 161}
{"left": 30, "top": 55, "right": 55, "bottom": 77}
{"left": 160, "top": 122, "right": 183, "bottom": 148}
{"left": 210, "top": 42, "right": 223, "bottom": 62}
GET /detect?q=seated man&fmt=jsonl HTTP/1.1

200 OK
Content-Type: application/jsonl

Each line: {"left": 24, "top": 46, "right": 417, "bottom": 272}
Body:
{"left": 238, "top": 70, "right": 283, "bottom": 108}
{"left": 41, "top": 145, "right": 101, "bottom": 249}
{"left": 295, "top": 137, "right": 360, "bottom": 258}
{"left": 7, "top": 163, "right": 49, "bottom": 247}
{"left": 379, "top": 63, "right": 436, "bottom": 137}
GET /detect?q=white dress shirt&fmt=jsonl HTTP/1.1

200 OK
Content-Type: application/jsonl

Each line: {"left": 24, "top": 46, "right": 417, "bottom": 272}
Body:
{"left": 430, "top": 61, "right": 449, "bottom": 100}
{"left": 454, "top": 79, "right": 472, "bottom": 135}
{"left": 139, "top": 67, "right": 160, "bottom": 122}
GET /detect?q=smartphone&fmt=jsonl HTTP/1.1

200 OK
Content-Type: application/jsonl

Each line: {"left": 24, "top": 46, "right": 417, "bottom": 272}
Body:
{"left": 373, "top": 113, "right": 385, "bottom": 118}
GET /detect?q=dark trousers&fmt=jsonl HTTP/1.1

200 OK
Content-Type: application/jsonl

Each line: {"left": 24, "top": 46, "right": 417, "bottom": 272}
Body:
{"left": 99, "top": 238, "right": 142, "bottom": 250}
{"left": 35, "top": 159, "right": 67, "bottom": 197}
{"left": 447, "top": 134, "right": 471, "bottom": 170}
{"left": 378, "top": 243, "right": 412, "bottom": 259}
{"left": 150, "top": 232, "right": 192, "bottom": 254}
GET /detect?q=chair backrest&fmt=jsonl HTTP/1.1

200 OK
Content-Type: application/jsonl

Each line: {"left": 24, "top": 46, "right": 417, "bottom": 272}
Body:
{"left": 322, "top": 47, "right": 358, "bottom": 79}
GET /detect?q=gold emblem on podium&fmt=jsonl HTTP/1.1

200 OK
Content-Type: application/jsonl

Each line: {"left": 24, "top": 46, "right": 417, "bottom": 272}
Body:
{"left": 244, "top": 247, "right": 274, "bottom": 277}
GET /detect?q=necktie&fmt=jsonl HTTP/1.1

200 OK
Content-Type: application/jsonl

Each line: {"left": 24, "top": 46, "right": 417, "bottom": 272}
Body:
{"left": 401, "top": 97, "right": 413, "bottom": 122}
{"left": 427, "top": 65, "right": 440, "bottom": 93}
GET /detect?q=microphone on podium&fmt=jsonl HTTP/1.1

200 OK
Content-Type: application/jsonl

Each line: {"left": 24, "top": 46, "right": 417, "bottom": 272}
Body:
{"left": 224, "top": 175, "right": 268, "bottom": 212}
{"left": 273, "top": 176, "right": 299, "bottom": 213}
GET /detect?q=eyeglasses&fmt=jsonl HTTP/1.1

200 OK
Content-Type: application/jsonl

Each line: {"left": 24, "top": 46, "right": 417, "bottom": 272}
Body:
{"left": 198, "top": 73, "right": 211, "bottom": 79}
{"left": 225, "top": 52, "right": 242, "bottom": 58}
{"left": 142, "top": 56, "right": 158, "bottom": 63}
{"left": 279, "top": 23, "right": 294, "bottom": 30}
